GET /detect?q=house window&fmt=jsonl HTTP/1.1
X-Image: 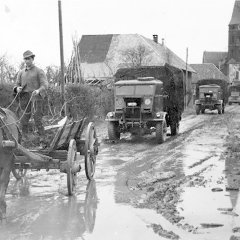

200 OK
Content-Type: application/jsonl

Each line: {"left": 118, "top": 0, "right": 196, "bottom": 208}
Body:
{"left": 232, "top": 36, "right": 235, "bottom": 44}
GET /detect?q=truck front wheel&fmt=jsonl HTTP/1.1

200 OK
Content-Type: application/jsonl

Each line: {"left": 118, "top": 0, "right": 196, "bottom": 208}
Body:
{"left": 156, "top": 122, "right": 167, "bottom": 144}
{"left": 170, "top": 122, "right": 179, "bottom": 136}
{"left": 217, "top": 105, "right": 222, "bottom": 114}
{"left": 108, "top": 122, "right": 120, "bottom": 140}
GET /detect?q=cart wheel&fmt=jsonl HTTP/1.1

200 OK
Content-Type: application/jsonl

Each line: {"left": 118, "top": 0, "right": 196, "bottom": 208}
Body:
{"left": 12, "top": 168, "right": 27, "bottom": 180}
{"left": 85, "top": 122, "right": 98, "bottom": 180}
{"left": 67, "top": 139, "right": 77, "bottom": 195}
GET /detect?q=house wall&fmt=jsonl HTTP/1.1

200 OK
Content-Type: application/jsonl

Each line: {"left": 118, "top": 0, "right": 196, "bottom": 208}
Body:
{"left": 229, "top": 63, "right": 240, "bottom": 83}
{"left": 183, "top": 71, "right": 193, "bottom": 107}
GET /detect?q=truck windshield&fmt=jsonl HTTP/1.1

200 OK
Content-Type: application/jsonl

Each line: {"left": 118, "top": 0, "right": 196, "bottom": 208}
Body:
{"left": 199, "top": 87, "right": 219, "bottom": 93}
{"left": 116, "top": 85, "right": 155, "bottom": 95}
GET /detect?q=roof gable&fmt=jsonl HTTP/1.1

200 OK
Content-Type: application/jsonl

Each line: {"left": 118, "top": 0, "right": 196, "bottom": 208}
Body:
{"left": 79, "top": 34, "right": 114, "bottom": 63}
{"left": 190, "top": 63, "right": 229, "bottom": 84}
{"left": 203, "top": 51, "right": 228, "bottom": 66}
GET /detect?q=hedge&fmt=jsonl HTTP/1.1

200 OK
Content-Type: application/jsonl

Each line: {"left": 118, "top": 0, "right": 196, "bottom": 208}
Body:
{"left": 0, "top": 83, "right": 114, "bottom": 121}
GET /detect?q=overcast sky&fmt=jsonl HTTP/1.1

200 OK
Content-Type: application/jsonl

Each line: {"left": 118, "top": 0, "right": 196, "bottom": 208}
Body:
{"left": 0, "top": 0, "right": 236, "bottom": 69}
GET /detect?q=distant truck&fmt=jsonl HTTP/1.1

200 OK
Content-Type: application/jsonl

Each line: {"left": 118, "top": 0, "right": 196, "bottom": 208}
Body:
{"left": 228, "top": 81, "right": 240, "bottom": 105}
{"left": 195, "top": 79, "right": 228, "bottom": 114}
{"left": 105, "top": 64, "right": 184, "bottom": 143}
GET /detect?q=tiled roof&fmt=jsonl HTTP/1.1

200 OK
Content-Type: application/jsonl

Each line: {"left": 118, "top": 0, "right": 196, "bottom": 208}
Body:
{"left": 76, "top": 34, "right": 195, "bottom": 79}
{"left": 230, "top": 0, "right": 240, "bottom": 25}
{"left": 140, "top": 35, "right": 195, "bottom": 72}
{"left": 190, "top": 63, "right": 229, "bottom": 84}
{"left": 202, "top": 51, "right": 228, "bottom": 66}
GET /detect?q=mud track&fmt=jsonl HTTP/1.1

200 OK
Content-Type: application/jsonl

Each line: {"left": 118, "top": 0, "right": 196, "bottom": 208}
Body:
{"left": 0, "top": 106, "right": 240, "bottom": 240}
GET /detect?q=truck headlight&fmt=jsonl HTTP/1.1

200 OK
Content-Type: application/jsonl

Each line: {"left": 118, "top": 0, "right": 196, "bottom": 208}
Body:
{"left": 144, "top": 98, "right": 151, "bottom": 105}
{"left": 107, "top": 112, "right": 115, "bottom": 118}
{"left": 116, "top": 98, "right": 124, "bottom": 108}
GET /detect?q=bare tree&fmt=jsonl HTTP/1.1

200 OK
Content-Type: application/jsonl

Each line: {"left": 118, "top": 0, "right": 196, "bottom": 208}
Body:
{"left": 120, "top": 44, "right": 153, "bottom": 68}
{"left": 0, "top": 54, "right": 18, "bottom": 83}
{"left": 45, "top": 65, "right": 61, "bottom": 86}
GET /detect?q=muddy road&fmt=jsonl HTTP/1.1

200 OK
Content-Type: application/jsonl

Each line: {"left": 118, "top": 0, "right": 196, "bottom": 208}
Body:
{"left": 1, "top": 105, "right": 240, "bottom": 240}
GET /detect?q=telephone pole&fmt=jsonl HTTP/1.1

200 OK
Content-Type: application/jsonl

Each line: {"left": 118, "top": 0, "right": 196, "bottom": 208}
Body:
{"left": 185, "top": 47, "right": 188, "bottom": 108}
{"left": 58, "top": 0, "right": 66, "bottom": 115}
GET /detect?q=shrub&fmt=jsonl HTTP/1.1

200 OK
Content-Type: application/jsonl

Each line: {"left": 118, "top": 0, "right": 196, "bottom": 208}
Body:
{"left": 0, "top": 83, "right": 114, "bottom": 121}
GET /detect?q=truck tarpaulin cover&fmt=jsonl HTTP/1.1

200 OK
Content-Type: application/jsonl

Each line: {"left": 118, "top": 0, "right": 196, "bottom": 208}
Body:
{"left": 114, "top": 64, "right": 184, "bottom": 113}
{"left": 196, "top": 79, "right": 229, "bottom": 103}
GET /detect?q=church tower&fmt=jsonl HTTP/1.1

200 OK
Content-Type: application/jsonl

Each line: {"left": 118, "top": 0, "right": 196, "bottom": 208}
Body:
{"left": 228, "top": 0, "right": 240, "bottom": 62}
{"left": 227, "top": 0, "right": 240, "bottom": 82}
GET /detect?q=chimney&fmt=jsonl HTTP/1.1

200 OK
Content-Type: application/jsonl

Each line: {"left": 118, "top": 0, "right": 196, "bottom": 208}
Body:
{"left": 153, "top": 35, "right": 158, "bottom": 43}
{"left": 162, "top": 38, "right": 165, "bottom": 46}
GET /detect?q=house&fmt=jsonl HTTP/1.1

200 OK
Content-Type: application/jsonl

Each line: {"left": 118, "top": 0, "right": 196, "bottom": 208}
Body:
{"left": 67, "top": 33, "right": 195, "bottom": 106}
{"left": 202, "top": 51, "right": 228, "bottom": 75}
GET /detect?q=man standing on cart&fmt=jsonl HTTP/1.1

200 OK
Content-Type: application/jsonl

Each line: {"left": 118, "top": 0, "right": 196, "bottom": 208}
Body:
{"left": 13, "top": 50, "right": 48, "bottom": 141}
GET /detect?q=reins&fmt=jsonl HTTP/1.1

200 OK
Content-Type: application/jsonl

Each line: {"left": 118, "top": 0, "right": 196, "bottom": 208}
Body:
{"left": 0, "top": 93, "right": 34, "bottom": 130}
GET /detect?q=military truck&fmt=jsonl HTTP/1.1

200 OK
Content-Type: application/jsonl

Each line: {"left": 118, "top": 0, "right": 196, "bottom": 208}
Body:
{"left": 195, "top": 79, "right": 228, "bottom": 114}
{"left": 228, "top": 81, "right": 240, "bottom": 105}
{"left": 105, "top": 64, "right": 184, "bottom": 143}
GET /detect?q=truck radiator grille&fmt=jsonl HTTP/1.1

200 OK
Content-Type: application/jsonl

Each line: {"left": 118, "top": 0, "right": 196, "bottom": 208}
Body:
{"left": 125, "top": 107, "right": 141, "bottom": 118}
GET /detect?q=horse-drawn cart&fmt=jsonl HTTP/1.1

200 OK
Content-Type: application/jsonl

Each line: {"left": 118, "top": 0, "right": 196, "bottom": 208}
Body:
{"left": 0, "top": 111, "right": 99, "bottom": 196}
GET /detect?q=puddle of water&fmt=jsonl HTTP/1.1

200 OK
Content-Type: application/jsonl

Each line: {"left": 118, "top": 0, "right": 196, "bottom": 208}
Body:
{"left": 82, "top": 184, "right": 200, "bottom": 240}
{"left": 177, "top": 187, "right": 240, "bottom": 240}
{"left": 179, "top": 128, "right": 226, "bottom": 176}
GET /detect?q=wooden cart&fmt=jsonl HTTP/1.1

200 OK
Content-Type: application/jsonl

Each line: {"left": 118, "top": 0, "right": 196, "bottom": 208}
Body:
{"left": 1, "top": 117, "right": 99, "bottom": 195}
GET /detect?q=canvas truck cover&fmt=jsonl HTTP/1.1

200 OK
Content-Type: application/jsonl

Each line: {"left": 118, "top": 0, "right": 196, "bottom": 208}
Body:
{"left": 114, "top": 64, "right": 185, "bottom": 113}
{"left": 196, "top": 79, "right": 229, "bottom": 103}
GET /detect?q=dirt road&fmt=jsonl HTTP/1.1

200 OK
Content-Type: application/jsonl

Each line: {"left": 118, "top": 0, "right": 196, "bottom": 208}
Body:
{"left": 0, "top": 105, "right": 240, "bottom": 240}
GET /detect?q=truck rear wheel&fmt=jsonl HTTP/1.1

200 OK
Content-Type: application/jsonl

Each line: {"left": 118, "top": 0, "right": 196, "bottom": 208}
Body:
{"left": 196, "top": 105, "right": 200, "bottom": 115}
{"left": 170, "top": 122, "right": 179, "bottom": 136}
{"left": 156, "top": 122, "right": 167, "bottom": 144}
{"left": 108, "top": 122, "right": 120, "bottom": 140}
{"left": 222, "top": 107, "right": 225, "bottom": 114}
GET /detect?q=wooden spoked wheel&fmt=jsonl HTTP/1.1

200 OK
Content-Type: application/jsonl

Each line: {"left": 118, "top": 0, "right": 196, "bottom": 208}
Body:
{"left": 12, "top": 167, "right": 27, "bottom": 180}
{"left": 67, "top": 139, "right": 77, "bottom": 195}
{"left": 85, "top": 122, "right": 98, "bottom": 180}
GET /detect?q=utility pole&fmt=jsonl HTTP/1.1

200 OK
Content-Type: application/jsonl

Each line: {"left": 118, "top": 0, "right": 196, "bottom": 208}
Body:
{"left": 58, "top": 0, "right": 66, "bottom": 116}
{"left": 185, "top": 47, "right": 188, "bottom": 108}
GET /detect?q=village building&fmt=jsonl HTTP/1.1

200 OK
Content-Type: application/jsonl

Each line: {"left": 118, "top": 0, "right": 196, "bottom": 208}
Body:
{"left": 67, "top": 34, "right": 195, "bottom": 106}
{"left": 203, "top": 0, "right": 240, "bottom": 83}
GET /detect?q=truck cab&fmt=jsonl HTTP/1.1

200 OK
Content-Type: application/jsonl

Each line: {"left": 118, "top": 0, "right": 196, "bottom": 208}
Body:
{"left": 228, "top": 83, "right": 240, "bottom": 105}
{"left": 195, "top": 84, "right": 224, "bottom": 114}
{"left": 106, "top": 77, "right": 168, "bottom": 143}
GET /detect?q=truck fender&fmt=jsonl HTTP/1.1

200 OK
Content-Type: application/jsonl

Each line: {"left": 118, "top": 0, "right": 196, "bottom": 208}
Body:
{"left": 155, "top": 111, "right": 167, "bottom": 121}
{"left": 105, "top": 112, "right": 116, "bottom": 121}
{"left": 195, "top": 100, "right": 201, "bottom": 105}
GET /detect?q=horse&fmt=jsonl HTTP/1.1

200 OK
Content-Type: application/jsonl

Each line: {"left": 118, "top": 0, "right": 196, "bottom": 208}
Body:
{"left": 0, "top": 107, "right": 20, "bottom": 220}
